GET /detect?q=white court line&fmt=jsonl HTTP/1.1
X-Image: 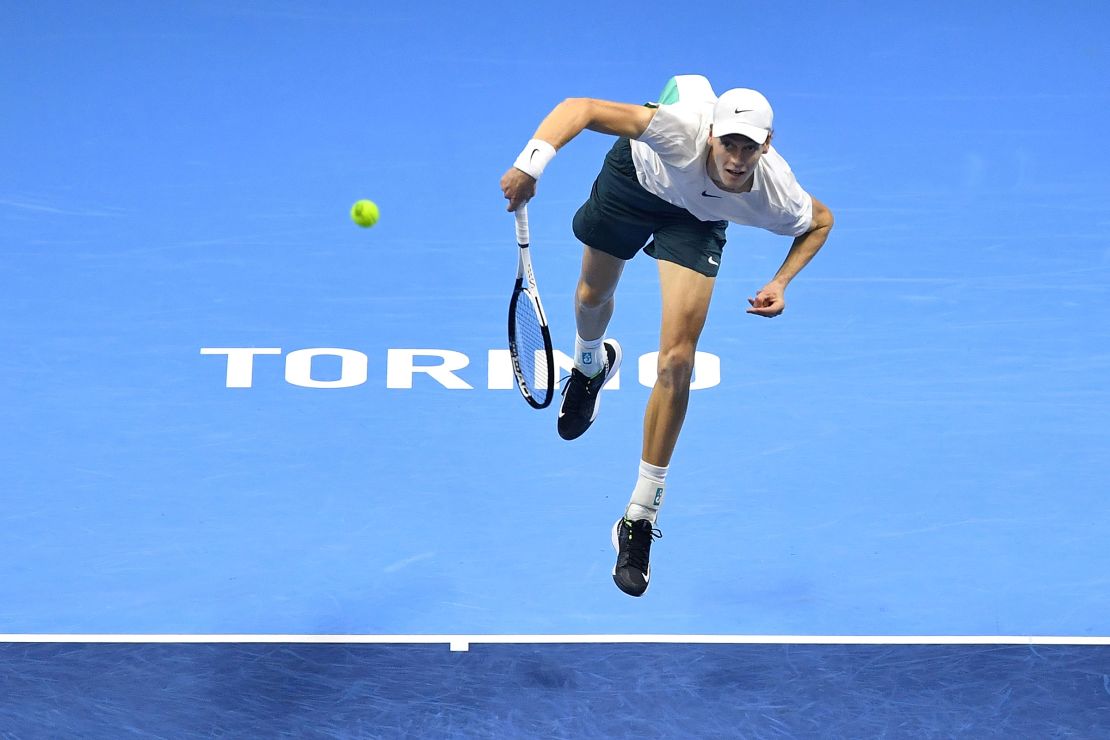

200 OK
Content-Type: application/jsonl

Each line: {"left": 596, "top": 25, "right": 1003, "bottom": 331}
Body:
{"left": 2, "top": 635, "right": 1109, "bottom": 652}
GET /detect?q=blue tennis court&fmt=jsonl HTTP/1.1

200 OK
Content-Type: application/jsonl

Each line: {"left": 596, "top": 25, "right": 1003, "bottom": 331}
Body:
{"left": 3, "top": 1, "right": 1108, "bottom": 735}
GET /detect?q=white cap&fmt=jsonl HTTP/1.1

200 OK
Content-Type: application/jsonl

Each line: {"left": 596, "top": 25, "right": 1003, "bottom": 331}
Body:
{"left": 711, "top": 88, "right": 773, "bottom": 143}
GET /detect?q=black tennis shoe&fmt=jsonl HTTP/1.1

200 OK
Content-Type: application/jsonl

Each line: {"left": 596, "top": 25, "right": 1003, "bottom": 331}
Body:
{"left": 611, "top": 517, "right": 662, "bottom": 597}
{"left": 557, "top": 339, "right": 622, "bottom": 440}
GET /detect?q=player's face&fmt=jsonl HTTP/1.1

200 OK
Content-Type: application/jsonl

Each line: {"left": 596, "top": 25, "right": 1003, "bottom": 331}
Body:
{"left": 707, "top": 132, "right": 771, "bottom": 191}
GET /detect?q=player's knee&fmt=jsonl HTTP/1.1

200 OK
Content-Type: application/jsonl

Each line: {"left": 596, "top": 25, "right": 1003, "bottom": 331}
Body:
{"left": 655, "top": 345, "right": 696, "bottom": 388}
{"left": 575, "top": 280, "right": 611, "bottom": 311}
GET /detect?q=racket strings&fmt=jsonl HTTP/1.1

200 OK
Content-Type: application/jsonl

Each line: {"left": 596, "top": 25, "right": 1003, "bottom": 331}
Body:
{"left": 512, "top": 292, "right": 550, "bottom": 403}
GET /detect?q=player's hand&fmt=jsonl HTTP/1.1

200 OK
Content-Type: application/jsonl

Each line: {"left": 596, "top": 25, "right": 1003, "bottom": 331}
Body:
{"left": 500, "top": 167, "right": 537, "bottom": 212}
{"left": 747, "top": 281, "right": 786, "bottom": 318}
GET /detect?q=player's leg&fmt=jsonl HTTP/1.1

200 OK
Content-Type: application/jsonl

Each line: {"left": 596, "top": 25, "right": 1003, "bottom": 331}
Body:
{"left": 612, "top": 219, "right": 725, "bottom": 597}
{"left": 560, "top": 137, "right": 655, "bottom": 441}
{"left": 628, "top": 224, "right": 723, "bottom": 528}
{"left": 573, "top": 245, "right": 624, "bottom": 362}
{"left": 557, "top": 246, "right": 627, "bottom": 440}
{"left": 612, "top": 260, "right": 714, "bottom": 596}
{"left": 640, "top": 258, "right": 715, "bottom": 469}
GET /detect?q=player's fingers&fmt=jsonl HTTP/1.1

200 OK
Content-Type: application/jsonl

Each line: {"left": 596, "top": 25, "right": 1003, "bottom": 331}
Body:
{"left": 747, "top": 303, "right": 783, "bottom": 317}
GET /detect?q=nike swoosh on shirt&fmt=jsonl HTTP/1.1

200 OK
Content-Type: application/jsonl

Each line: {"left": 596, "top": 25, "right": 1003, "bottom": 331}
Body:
{"left": 701, "top": 190, "right": 722, "bottom": 198}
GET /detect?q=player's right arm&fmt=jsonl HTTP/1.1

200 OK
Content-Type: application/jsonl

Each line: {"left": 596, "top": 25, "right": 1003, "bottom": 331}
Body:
{"left": 501, "top": 98, "right": 656, "bottom": 211}
{"left": 534, "top": 98, "right": 657, "bottom": 146}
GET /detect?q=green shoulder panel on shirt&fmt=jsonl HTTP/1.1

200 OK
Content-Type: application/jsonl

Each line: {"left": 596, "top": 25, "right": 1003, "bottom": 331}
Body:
{"left": 655, "top": 74, "right": 715, "bottom": 106}
{"left": 657, "top": 76, "right": 680, "bottom": 105}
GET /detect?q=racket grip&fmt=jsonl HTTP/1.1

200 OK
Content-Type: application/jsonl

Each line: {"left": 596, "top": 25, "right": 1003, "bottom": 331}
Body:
{"left": 514, "top": 205, "right": 529, "bottom": 246}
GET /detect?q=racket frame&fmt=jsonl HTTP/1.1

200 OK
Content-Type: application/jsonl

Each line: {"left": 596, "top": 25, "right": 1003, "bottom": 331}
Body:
{"left": 508, "top": 205, "right": 555, "bottom": 409}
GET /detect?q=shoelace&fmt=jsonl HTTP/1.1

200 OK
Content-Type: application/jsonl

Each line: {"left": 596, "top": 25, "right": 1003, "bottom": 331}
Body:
{"left": 621, "top": 520, "right": 662, "bottom": 574}
{"left": 559, "top": 368, "right": 604, "bottom": 414}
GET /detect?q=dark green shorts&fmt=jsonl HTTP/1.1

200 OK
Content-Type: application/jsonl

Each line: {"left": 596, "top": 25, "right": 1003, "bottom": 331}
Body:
{"left": 572, "top": 138, "right": 727, "bottom": 277}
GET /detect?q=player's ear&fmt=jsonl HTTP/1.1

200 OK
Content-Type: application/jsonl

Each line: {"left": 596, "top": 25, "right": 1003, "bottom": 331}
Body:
{"left": 763, "top": 130, "right": 773, "bottom": 152}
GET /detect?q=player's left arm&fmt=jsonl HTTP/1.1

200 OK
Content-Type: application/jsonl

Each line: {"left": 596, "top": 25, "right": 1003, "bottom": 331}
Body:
{"left": 747, "top": 196, "right": 834, "bottom": 318}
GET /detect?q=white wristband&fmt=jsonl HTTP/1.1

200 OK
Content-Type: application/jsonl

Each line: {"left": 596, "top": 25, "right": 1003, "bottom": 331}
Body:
{"left": 512, "top": 138, "right": 557, "bottom": 180}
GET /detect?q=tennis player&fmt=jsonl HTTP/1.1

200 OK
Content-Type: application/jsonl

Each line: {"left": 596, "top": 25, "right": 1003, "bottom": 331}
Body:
{"left": 500, "top": 75, "right": 834, "bottom": 597}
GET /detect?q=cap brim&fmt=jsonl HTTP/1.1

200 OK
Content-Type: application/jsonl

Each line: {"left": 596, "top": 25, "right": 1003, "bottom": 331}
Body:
{"left": 712, "top": 123, "right": 770, "bottom": 144}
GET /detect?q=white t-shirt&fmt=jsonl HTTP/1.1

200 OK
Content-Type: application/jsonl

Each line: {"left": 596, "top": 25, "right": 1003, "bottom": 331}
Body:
{"left": 629, "top": 101, "right": 813, "bottom": 237}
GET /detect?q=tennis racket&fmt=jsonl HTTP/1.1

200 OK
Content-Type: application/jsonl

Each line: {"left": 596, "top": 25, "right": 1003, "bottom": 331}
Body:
{"left": 508, "top": 205, "right": 555, "bottom": 409}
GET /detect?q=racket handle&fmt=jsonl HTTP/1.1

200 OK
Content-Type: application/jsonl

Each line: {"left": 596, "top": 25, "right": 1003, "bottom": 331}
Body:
{"left": 514, "top": 205, "right": 530, "bottom": 246}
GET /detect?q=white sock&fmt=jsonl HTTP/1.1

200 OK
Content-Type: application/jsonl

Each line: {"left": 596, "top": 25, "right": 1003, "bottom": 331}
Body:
{"left": 575, "top": 333, "right": 605, "bottom": 377}
{"left": 625, "top": 459, "right": 668, "bottom": 523}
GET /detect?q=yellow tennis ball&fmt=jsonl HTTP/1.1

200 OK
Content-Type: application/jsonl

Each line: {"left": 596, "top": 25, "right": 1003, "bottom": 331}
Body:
{"left": 350, "top": 199, "right": 379, "bottom": 227}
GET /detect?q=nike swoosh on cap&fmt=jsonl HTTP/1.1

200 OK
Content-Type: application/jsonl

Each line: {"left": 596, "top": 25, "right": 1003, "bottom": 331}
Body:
{"left": 734, "top": 108, "right": 753, "bottom": 114}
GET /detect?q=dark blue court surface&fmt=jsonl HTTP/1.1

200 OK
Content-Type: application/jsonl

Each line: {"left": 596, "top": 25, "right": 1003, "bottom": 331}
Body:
{"left": 2, "top": 642, "right": 1108, "bottom": 738}
{"left": 3, "top": 0, "right": 1110, "bottom": 735}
